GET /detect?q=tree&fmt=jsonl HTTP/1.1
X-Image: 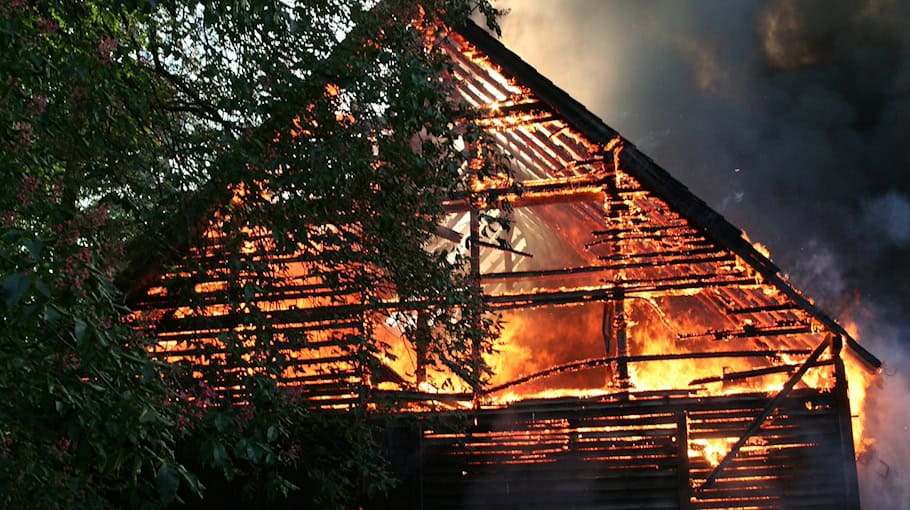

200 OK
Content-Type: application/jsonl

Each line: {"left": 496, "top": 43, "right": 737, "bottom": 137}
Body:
{"left": 0, "top": 1, "right": 504, "bottom": 508}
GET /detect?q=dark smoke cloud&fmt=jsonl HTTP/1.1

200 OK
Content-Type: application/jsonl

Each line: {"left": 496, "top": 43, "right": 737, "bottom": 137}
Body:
{"left": 495, "top": 0, "right": 910, "bottom": 314}
{"left": 493, "top": 0, "right": 910, "bottom": 506}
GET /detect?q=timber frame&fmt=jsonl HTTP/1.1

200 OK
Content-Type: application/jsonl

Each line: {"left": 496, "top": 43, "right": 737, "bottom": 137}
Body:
{"left": 125, "top": 17, "right": 879, "bottom": 510}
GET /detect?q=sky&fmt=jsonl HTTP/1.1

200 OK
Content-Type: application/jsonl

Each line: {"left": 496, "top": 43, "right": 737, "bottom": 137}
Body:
{"left": 491, "top": 0, "right": 910, "bottom": 505}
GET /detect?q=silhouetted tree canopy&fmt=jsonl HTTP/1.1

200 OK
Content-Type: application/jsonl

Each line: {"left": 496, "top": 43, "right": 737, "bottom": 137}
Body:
{"left": 0, "top": 1, "right": 504, "bottom": 508}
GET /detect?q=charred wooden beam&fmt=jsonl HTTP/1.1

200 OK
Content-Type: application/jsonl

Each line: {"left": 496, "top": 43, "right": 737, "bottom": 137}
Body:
{"left": 457, "top": 83, "right": 570, "bottom": 170}
{"left": 153, "top": 336, "right": 360, "bottom": 357}
{"left": 591, "top": 224, "right": 696, "bottom": 236}
{"left": 472, "top": 239, "right": 534, "bottom": 258}
{"left": 832, "top": 335, "right": 862, "bottom": 510}
{"left": 444, "top": 190, "right": 607, "bottom": 212}
{"left": 148, "top": 320, "right": 362, "bottom": 344}
{"left": 443, "top": 174, "right": 610, "bottom": 213}
{"left": 502, "top": 224, "right": 515, "bottom": 292}
{"left": 611, "top": 288, "right": 630, "bottom": 387}
{"left": 474, "top": 100, "right": 544, "bottom": 117}
{"left": 272, "top": 371, "right": 357, "bottom": 383}
{"left": 372, "top": 389, "right": 473, "bottom": 403}
{"left": 482, "top": 349, "right": 812, "bottom": 395}
{"left": 725, "top": 302, "right": 800, "bottom": 315}
{"left": 679, "top": 323, "right": 814, "bottom": 342}
{"left": 688, "top": 359, "right": 833, "bottom": 386}
{"left": 677, "top": 412, "right": 693, "bottom": 510}
{"left": 480, "top": 255, "right": 734, "bottom": 281}
{"left": 415, "top": 311, "right": 429, "bottom": 385}
{"left": 601, "top": 301, "right": 613, "bottom": 362}
{"left": 434, "top": 225, "right": 463, "bottom": 243}
{"left": 585, "top": 233, "right": 706, "bottom": 248}
{"left": 137, "top": 284, "right": 359, "bottom": 308}
{"left": 597, "top": 245, "right": 720, "bottom": 261}
{"left": 475, "top": 111, "right": 558, "bottom": 129}
{"left": 485, "top": 276, "right": 759, "bottom": 311}
{"left": 482, "top": 263, "right": 612, "bottom": 280}
{"left": 600, "top": 254, "right": 735, "bottom": 273}
{"left": 493, "top": 173, "right": 612, "bottom": 196}
{"left": 697, "top": 336, "right": 832, "bottom": 492}
{"left": 150, "top": 301, "right": 368, "bottom": 333}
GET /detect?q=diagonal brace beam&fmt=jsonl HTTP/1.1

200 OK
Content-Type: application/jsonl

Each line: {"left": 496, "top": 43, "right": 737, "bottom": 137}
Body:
{"left": 696, "top": 336, "right": 833, "bottom": 492}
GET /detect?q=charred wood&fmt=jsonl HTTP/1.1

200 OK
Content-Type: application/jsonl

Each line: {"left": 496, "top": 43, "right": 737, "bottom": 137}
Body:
{"left": 688, "top": 359, "right": 834, "bottom": 386}
{"left": 697, "top": 336, "right": 831, "bottom": 492}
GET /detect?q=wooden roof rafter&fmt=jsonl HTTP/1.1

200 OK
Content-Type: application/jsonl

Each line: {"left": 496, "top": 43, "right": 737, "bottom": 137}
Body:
{"left": 450, "top": 19, "right": 881, "bottom": 372}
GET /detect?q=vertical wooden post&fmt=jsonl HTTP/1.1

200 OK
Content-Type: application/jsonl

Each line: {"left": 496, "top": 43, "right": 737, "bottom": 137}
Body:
{"left": 613, "top": 288, "right": 630, "bottom": 387}
{"left": 677, "top": 411, "right": 692, "bottom": 510}
{"left": 418, "top": 421, "right": 425, "bottom": 510}
{"left": 832, "top": 335, "right": 862, "bottom": 510}
{"left": 469, "top": 205, "right": 482, "bottom": 407}
{"left": 601, "top": 299, "right": 614, "bottom": 356}
{"left": 357, "top": 309, "right": 369, "bottom": 410}
{"left": 603, "top": 147, "right": 630, "bottom": 388}
{"left": 415, "top": 311, "right": 429, "bottom": 386}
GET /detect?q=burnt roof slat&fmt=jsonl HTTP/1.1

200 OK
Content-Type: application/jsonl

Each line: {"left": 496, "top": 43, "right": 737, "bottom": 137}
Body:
{"left": 454, "top": 19, "right": 881, "bottom": 371}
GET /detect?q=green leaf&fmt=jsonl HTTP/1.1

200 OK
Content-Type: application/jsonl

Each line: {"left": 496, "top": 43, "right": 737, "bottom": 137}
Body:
{"left": 1, "top": 272, "right": 31, "bottom": 309}
{"left": 34, "top": 279, "right": 51, "bottom": 298}
{"left": 23, "top": 238, "right": 44, "bottom": 260}
{"left": 139, "top": 406, "right": 157, "bottom": 424}
{"left": 212, "top": 412, "right": 232, "bottom": 433}
{"left": 73, "top": 318, "right": 88, "bottom": 344}
{"left": 156, "top": 463, "right": 180, "bottom": 503}
{"left": 178, "top": 466, "right": 205, "bottom": 498}
{"left": 212, "top": 442, "right": 228, "bottom": 467}
{"left": 142, "top": 362, "right": 156, "bottom": 382}
{"left": 17, "top": 303, "right": 40, "bottom": 325}
{"left": 246, "top": 443, "right": 260, "bottom": 462}
{"left": 2, "top": 228, "right": 23, "bottom": 242}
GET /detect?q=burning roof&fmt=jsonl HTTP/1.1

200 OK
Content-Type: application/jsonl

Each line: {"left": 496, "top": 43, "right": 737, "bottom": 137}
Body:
{"left": 124, "top": 12, "right": 883, "bottom": 420}
{"left": 125, "top": 17, "right": 878, "bottom": 509}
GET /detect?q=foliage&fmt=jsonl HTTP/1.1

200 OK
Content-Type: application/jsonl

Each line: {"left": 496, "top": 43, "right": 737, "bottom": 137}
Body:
{"left": 0, "top": 0, "right": 504, "bottom": 508}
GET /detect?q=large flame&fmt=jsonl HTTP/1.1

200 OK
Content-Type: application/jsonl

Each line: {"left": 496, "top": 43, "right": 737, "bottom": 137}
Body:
{"left": 132, "top": 29, "right": 879, "bottom": 479}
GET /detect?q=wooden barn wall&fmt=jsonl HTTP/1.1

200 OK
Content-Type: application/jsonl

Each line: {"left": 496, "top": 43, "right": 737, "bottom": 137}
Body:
{"left": 372, "top": 389, "right": 857, "bottom": 510}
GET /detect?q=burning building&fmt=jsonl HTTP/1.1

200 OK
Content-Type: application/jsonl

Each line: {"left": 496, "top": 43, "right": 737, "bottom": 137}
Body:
{"left": 126, "top": 18, "right": 881, "bottom": 510}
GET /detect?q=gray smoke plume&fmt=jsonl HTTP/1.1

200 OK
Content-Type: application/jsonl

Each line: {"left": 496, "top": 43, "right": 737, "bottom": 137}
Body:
{"left": 494, "top": 0, "right": 910, "bottom": 506}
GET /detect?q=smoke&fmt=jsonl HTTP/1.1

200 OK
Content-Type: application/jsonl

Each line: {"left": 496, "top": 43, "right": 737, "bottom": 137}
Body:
{"left": 493, "top": 0, "right": 910, "bottom": 506}
{"left": 864, "top": 191, "right": 910, "bottom": 246}
{"left": 846, "top": 300, "right": 910, "bottom": 508}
